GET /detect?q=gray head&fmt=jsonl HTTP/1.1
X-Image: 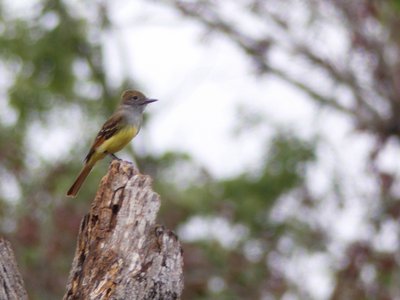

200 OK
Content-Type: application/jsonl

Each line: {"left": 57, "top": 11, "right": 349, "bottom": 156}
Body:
{"left": 120, "top": 90, "right": 157, "bottom": 112}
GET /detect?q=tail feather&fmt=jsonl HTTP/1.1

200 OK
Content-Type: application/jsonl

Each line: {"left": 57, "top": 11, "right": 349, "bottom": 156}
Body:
{"left": 67, "top": 164, "right": 94, "bottom": 197}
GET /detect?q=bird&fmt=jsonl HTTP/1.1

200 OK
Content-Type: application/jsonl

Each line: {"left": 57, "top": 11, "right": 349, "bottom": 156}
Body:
{"left": 66, "top": 90, "right": 157, "bottom": 197}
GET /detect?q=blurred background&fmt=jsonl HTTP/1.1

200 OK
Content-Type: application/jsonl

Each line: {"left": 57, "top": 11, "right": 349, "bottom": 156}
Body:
{"left": 1, "top": 0, "right": 400, "bottom": 299}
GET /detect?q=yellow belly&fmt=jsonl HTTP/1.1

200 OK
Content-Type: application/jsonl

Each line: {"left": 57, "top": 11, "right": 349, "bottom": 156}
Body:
{"left": 97, "top": 125, "right": 138, "bottom": 155}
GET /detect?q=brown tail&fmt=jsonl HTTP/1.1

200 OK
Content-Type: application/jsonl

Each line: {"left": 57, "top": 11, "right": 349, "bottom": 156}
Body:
{"left": 66, "top": 164, "right": 94, "bottom": 197}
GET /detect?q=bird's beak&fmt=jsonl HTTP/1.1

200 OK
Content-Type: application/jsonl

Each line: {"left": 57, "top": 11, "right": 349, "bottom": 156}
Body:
{"left": 141, "top": 98, "right": 158, "bottom": 105}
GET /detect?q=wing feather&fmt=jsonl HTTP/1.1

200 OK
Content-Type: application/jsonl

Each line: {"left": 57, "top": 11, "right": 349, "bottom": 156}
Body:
{"left": 84, "top": 113, "right": 124, "bottom": 163}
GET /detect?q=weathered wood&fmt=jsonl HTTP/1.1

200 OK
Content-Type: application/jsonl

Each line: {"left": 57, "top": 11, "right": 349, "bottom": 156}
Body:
{"left": 0, "top": 238, "right": 28, "bottom": 300}
{"left": 64, "top": 160, "right": 184, "bottom": 300}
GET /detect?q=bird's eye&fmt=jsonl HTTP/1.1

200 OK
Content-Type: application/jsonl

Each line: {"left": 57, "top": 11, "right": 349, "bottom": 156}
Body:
{"left": 132, "top": 96, "right": 138, "bottom": 100}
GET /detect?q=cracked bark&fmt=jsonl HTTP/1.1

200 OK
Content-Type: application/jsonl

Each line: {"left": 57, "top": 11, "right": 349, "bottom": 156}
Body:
{"left": 0, "top": 238, "right": 28, "bottom": 300}
{"left": 64, "top": 160, "right": 184, "bottom": 300}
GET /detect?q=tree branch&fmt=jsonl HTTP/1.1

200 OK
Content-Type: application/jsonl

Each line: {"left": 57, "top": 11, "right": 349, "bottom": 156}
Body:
{"left": 64, "top": 160, "right": 184, "bottom": 300}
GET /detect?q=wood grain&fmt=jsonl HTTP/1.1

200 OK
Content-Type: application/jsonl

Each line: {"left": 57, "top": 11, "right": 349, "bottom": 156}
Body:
{"left": 0, "top": 238, "right": 28, "bottom": 300}
{"left": 64, "top": 160, "right": 183, "bottom": 300}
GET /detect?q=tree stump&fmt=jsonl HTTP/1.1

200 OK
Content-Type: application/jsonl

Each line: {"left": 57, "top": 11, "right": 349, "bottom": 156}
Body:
{"left": 64, "top": 160, "right": 184, "bottom": 300}
{"left": 0, "top": 238, "right": 28, "bottom": 300}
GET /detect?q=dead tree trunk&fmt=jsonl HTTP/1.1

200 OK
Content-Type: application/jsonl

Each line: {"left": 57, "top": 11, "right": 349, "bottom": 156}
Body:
{"left": 64, "top": 160, "right": 184, "bottom": 300}
{"left": 0, "top": 238, "right": 28, "bottom": 300}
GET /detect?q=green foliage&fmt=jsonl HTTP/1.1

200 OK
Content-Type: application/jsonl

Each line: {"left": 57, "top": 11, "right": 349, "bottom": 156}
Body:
{"left": 393, "top": 0, "right": 400, "bottom": 10}
{"left": 221, "top": 133, "right": 315, "bottom": 232}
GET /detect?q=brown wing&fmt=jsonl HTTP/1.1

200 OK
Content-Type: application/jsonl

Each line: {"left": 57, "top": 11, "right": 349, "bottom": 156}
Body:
{"left": 84, "top": 113, "right": 124, "bottom": 163}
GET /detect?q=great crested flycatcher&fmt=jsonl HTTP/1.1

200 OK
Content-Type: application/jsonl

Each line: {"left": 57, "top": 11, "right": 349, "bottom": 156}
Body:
{"left": 66, "top": 90, "right": 157, "bottom": 197}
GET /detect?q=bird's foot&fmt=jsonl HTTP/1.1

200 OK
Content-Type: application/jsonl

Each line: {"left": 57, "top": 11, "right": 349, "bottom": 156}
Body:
{"left": 108, "top": 153, "right": 122, "bottom": 161}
